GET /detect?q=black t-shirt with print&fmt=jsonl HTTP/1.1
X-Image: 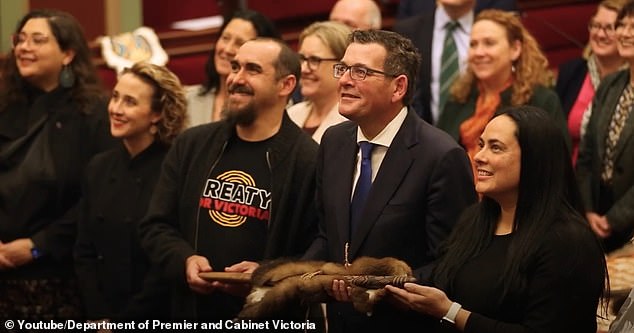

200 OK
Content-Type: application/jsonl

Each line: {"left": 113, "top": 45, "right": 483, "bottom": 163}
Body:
{"left": 196, "top": 134, "right": 272, "bottom": 319}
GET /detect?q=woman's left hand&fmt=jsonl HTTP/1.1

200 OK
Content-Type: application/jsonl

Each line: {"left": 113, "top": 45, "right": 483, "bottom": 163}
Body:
{"left": 385, "top": 283, "right": 453, "bottom": 318}
{"left": 0, "top": 238, "right": 35, "bottom": 269}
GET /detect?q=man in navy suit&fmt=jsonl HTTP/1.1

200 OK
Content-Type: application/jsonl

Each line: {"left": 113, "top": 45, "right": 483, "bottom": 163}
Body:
{"left": 303, "top": 29, "right": 477, "bottom": 333}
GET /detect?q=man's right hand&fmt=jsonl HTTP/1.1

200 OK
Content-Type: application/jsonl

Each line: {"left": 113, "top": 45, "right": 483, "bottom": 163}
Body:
{"left": 185, "top": 255, "right": 215, "bottom": 294}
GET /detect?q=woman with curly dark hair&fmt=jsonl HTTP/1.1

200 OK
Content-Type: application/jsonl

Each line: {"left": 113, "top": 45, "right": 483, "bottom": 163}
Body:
{"left": 0, "top": 9, "right": 114, "bottom": 318}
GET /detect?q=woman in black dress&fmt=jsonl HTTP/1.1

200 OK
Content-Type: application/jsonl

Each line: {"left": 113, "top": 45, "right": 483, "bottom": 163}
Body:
{"left": 0, "top": 9, "right": 114, "bottom": 319}
{"left": 387, "top": 106, "right": 607, "bottom": 333}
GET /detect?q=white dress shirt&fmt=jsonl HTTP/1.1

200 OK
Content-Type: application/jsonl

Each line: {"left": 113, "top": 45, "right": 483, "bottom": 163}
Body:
{"left": 430, "top": 6, "right": 473, "bottom": 124}
{"left": 351, "top": 107, "right": 408, "bottom": 200}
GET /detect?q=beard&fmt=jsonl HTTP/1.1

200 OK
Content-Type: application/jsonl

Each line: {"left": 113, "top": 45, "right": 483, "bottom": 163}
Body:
{"left": 222, "top": 100, "right": 257, "bottom": 126}
{"left": 223, "top": 83, "right": 257, "bottom": 126}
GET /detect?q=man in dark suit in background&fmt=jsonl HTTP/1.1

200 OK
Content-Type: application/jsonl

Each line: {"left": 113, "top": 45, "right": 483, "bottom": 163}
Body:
{"left": 397, "top": 0, "right": 518, "bottom": 20}
{"left": 330, "top": 0, "right": 383, "bottom": 30}
{"left": 394, "top": 0, "right": 475, "bottom": 124}
{"left": 303, "top": 29, "right": 477, "bottom": 333}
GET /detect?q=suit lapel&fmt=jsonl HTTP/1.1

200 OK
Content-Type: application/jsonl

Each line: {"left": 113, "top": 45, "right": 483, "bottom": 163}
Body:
{"left": 332, "top": 125, "right": 357, "bottom": 247}
{"left": 349, "top": 113, "right": 417, "bottom": 257}
{"left": 419, "top": 13, "right": 434, "bottom": 119}
{"left": 613, "top": 104, "right": 634, "bottom": 162}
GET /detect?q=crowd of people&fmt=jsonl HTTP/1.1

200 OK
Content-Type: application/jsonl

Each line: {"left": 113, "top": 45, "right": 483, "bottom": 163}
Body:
{"left": 1, "top": 0, "right": 631, "bottom": 332}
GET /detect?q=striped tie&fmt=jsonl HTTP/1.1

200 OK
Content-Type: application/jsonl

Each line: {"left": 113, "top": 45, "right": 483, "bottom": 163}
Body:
{"left": 602, "top": 84, "right": 634, "bottom": 183}
{"left": 439, "top": 21, "right": 460, "bottom": 115}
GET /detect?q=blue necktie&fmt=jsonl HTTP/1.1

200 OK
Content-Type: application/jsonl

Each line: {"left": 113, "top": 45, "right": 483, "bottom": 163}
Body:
{"left": 350, "top": 141, "right": 375, "bottom": 238}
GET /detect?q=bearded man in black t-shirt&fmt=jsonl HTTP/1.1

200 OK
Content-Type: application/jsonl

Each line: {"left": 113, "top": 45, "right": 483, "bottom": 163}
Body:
{"left": 139, "top": 38, "right": 319, "bottom": 320}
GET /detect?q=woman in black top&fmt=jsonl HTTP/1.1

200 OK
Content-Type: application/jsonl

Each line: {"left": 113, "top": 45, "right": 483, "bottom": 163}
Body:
{"left": 75, "top": 62, "right": 187, "bottom": 320}
{"left": 387, "top": 106, "right": 607, "bottom": 333}
{"left": 0, "top": 9, "right": 114, "bottom": 318}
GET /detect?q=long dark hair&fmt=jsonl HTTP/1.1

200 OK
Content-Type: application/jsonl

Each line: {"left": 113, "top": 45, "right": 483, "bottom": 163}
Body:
{"left": 199, "top": 9, "right": 280, "bottom": 95}
{"left": 433, "top": 106, "right": 607, "bottom": 304}
{"left": 0, "top": 9, "right": 103, "bottom": 112}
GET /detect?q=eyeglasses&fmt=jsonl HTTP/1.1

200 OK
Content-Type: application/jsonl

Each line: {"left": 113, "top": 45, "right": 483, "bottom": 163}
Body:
{"left": 12, "top": 33, "right": 50, "bottom": 48}
{"left": 332, "top": 63, "right": 394, "bottom": 81}
{"left": 299, "top": 54, "right": 338, "bottom": 71}
{"left": 588, "top": 22, "right": 615, "bottom": 36}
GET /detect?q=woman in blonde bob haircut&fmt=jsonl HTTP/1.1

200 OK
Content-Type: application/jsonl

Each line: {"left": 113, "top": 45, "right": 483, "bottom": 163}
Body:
{"left": 288, "top": 21, "right": 351, "bottom": 142}
{"left": 438, "top": 9, "right": 567, "bottom": 178}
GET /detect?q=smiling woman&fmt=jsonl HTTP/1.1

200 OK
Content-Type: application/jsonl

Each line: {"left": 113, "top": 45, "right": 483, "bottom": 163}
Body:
{"left": 556, "top": 0, "right": 627, "bottom": 166}
{"left": 437, "top": 9, "right": 568, "bottom": 179}
{"left": 387, "top": 106, "right": 607, "bottom": 333}
{"left": 287, "top": 21, "right": 351, "bottom": 142}
{"left": 576, "top": 0, "right": 634, "bottom": 254}
{"left": 0, "top": 9, "right": 115, "bottom": 319}
{"left": 75, "top": 62, "right": 187, "bottom": 321}
{"left": 185, "top": 9, "right": 280, "bottom": 127}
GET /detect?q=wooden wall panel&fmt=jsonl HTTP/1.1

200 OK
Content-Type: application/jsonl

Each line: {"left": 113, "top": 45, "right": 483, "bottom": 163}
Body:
{"left": 142, "top": 0, "right": 222, "bottom": 32}
{"left": 29, "top": 0, "right": 106, "bottom": 40}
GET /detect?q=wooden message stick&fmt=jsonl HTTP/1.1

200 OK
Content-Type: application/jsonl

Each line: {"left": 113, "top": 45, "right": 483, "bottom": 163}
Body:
{"left": 198, "top": 272, "right": 417, "bottom": 288}
{"left": 344, "top": 275, "right": 418, "bottom": 288}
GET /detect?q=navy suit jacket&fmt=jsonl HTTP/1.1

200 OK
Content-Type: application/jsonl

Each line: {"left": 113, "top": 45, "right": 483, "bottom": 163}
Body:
{"left": 304, "top": 109, "right": 476, "bottom": 280}
{"left": 303, "top": 109, "right": 477, "bottom": 332}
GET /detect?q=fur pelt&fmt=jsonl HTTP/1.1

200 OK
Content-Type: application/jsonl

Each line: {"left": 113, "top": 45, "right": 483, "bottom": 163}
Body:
{"left": 238, "top": 256, "right": 414, "bottom": 318}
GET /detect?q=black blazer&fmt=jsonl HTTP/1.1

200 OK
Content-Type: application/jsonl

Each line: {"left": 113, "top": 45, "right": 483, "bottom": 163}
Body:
{"left": 303, "top": 109, "right": 477, "bottom": 332}
{"left": 555, "top": 57, "right": 588, "bottom": 118}
{"left": 75, "top": 142, "right": 170, "bottom": 320}
{"left": 393, "top": 12, "right": 435, "bottom": 123}
{"left": 577, "top": 69, "right": 634, "bottom": 250}
{"left": 0, "top": 86, "right": 114, "bottom": 280}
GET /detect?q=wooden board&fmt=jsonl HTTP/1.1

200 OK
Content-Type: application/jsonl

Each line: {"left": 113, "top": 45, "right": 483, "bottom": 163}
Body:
{"left": 198, "top": 272, "right": 252, "bottom": 283}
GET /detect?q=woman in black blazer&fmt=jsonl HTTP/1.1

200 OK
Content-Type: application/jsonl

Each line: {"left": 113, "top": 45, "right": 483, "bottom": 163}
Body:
{"left": 0, "top": 9, "right": 115, "bottom": 319}
{"left": 75, "top": 63, "right": 187, "bottom": 320}
{"left": 577, "top": 0, "right": 634, "bottom": 253}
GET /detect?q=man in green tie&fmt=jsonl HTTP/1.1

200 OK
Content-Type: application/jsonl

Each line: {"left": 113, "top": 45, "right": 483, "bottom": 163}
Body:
{"left": 394, "top": 0, "right": 476, "bottom": 124}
